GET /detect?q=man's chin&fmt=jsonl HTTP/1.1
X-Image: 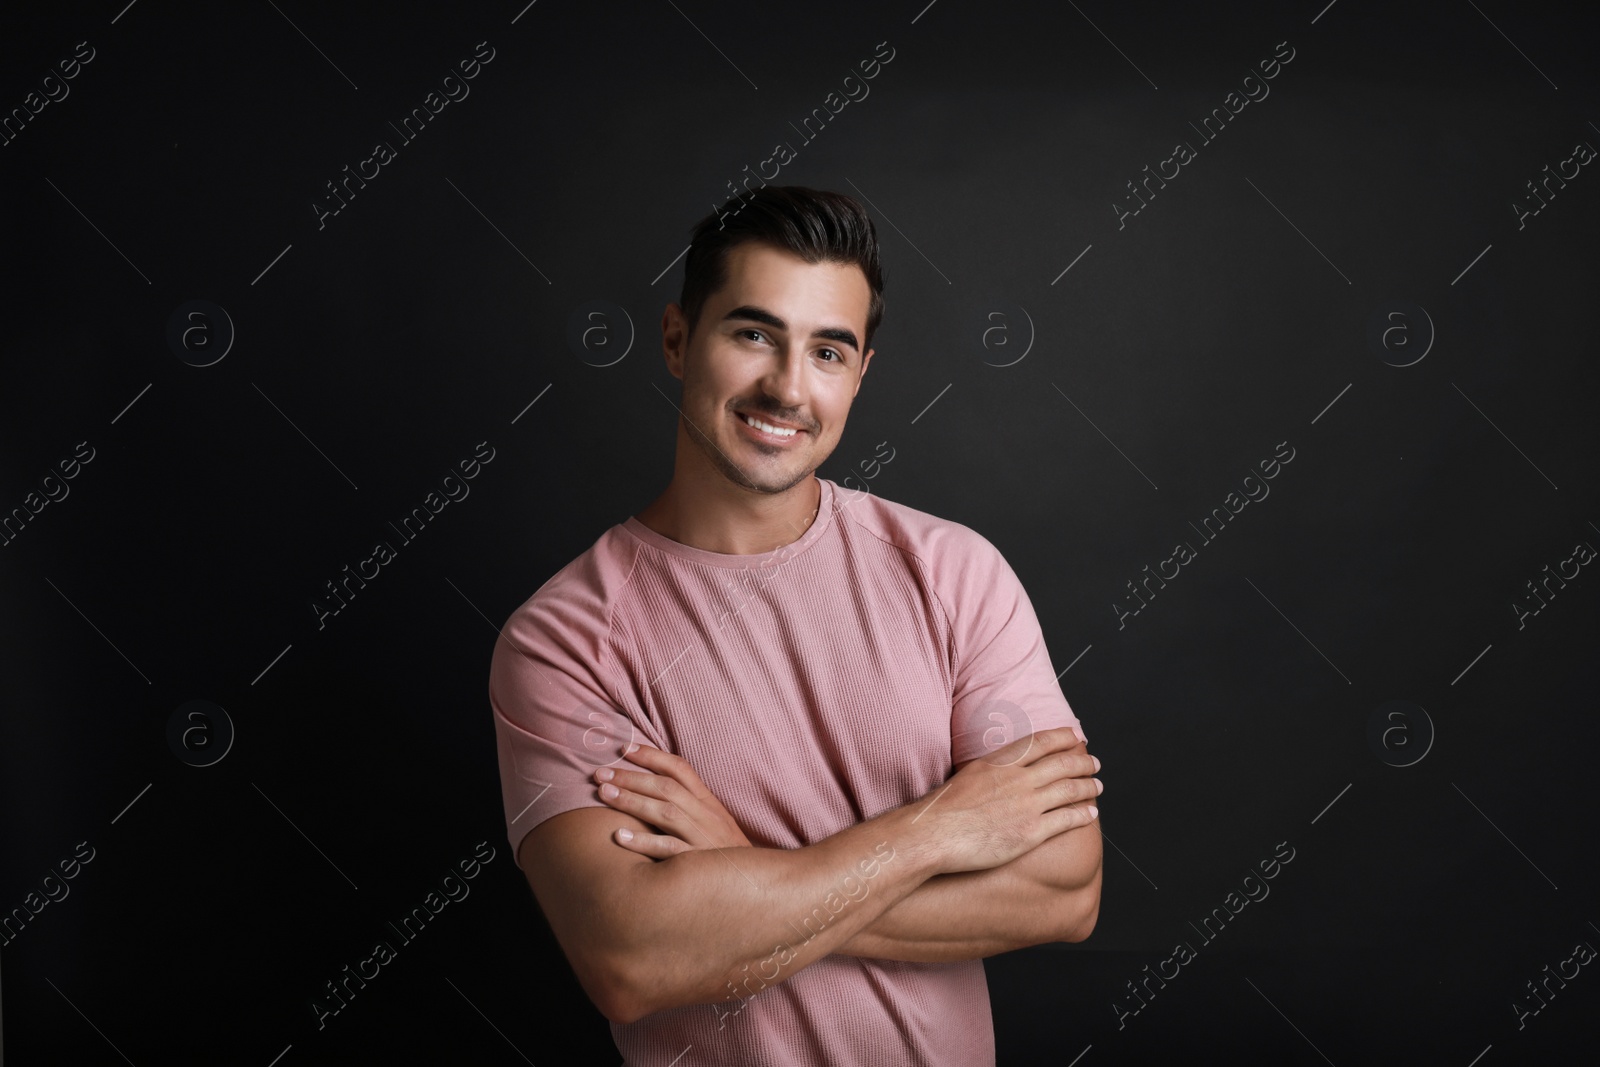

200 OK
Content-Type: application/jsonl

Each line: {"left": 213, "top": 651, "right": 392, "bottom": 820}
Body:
{"left": 722, "top": 459, "right": 815, "bottom": 497}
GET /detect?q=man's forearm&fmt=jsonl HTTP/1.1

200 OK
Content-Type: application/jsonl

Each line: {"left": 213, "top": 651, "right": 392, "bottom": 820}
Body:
{"left": 830, "top": 819, "right": 1103, "bottom": 963}
{"left": 597, "top": 799, "right": 947, "bottom": 1022}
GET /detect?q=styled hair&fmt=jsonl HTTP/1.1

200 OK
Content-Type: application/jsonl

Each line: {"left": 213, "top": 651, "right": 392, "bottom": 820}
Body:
{"left": 678, "top": 185, "right": 885, "bottom": 357}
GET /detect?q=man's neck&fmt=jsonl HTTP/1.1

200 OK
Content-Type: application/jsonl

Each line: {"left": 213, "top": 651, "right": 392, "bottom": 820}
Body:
{"left": 636, "top": 476, "right": 822, "bottom": 556}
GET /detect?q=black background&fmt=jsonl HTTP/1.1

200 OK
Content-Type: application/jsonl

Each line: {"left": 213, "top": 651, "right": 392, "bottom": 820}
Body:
{"left": 2, "top": 1, "right": 1597, "bottom": 1064}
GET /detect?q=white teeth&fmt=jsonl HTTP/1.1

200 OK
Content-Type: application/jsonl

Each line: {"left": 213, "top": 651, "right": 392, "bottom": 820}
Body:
{"left": 742, "top": 413, "right": 797, "bottom": 437}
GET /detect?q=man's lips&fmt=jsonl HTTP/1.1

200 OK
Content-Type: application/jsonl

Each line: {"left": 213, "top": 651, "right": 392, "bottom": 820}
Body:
{"left": 736, "top": 410, "right": 808, "bottom": 434}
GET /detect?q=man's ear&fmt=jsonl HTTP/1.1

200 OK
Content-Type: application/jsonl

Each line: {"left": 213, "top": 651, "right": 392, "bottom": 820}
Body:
{"left": 662, "top": 304, "right": 688, "bottom": 379}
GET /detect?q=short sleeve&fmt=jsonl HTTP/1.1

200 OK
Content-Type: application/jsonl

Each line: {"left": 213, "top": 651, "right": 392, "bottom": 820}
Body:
{"left": 489, "top": 582, "right": 655, "bottom": 872}
{"left": 943, "top": 532, "right": 1086, "bottom": 765}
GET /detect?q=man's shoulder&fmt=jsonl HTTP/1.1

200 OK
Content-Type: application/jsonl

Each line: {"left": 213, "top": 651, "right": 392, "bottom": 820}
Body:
{"left": 833, "top": 481, "right": 1001, "bottom": 570}
{"left": 496, "top": 523, "right": 641, "bottom": 652}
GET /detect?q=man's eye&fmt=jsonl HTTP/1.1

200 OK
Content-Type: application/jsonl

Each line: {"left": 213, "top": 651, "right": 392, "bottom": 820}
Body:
{"left": 819, "top": 349, "right": 840, "bottom": 362}
{"left": 740, "top": 329, "right": 765, "bottom": 342}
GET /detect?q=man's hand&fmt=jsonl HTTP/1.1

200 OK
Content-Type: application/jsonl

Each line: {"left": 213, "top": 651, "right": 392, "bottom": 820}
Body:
{"left": 921, "top": 725, "right": 1099, "bottom": 872}
{"left": 526, "top": 729, "right": 1098, "bottom": 1021}
{"left": 597, "top": 728, "right": 1101, "bottom": 878}
{"left": 593, "top": 743, "right": 754, "bottom": 857}
{"left": 834, "top": 729, "right": 1104, "bottom": 958}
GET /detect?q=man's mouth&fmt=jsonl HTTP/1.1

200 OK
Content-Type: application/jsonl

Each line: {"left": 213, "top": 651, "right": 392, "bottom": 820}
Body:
{"left": 737, "top": 411, "right": 805, "bottom": 439}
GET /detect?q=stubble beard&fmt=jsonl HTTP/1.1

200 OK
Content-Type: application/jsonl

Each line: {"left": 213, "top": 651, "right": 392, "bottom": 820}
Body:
{"left": 685, "top": 404, "right": 815, "bottom": 497}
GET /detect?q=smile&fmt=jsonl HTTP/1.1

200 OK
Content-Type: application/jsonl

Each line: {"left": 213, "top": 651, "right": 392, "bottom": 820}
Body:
{"left": 737, "top": 411, "right": 804, "bottom": 442}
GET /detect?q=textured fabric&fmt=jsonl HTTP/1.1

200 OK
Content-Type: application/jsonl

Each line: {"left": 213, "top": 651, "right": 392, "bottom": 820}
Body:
{"left": 490, "top": 476, "right": 1087, "bottom": 1066}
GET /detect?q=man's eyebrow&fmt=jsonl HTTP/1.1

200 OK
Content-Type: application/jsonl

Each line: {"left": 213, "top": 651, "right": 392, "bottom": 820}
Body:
{"left": 722, "top": 305, "right": 860, "bottom": 354}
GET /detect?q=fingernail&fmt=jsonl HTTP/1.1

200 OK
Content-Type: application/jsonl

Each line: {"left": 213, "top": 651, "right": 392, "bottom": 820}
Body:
{"left": 617, "top": 828, "right": 633, "bottom": 842}
{"left": 1091, "top": 755, "right": 1101, "bottom": 772}
{"left": 1095, "top": 779, "right": 1104, "bottom": 795}
{"left": 596, "top": 768, "right": 614, "bottom": 781}
{"left": 1087, "top": 805, "right": 1098, "bottom": 819}
{"left": 626, "top": 743, "right": 639, "bottom": 754}
{"left": 600, "top": 783, "right": 619, "bottom": 800}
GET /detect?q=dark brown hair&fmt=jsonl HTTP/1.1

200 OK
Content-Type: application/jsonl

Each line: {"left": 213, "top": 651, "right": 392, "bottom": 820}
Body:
{"left": 678, "top": 185, "right": 885, "bottom": 357}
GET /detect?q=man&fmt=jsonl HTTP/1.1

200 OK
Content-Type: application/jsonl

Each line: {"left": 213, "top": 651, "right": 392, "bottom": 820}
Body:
{"left": 490, "top": 186, "right": 1103, "bottom": 1065}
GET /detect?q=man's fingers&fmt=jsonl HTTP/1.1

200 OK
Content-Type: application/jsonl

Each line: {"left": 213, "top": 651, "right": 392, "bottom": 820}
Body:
{"left": 598, "top": 765, "right": 687, "bottom": 806}
{"left": 1042, "top": 773, "right": 1104, "bottom": 811}
{"left": 612, "top": 826, "right": 689, "bottom": 859}
{"left": 1023, "top": 748, "right": 1099, "bottom": 791}
{"left": 620, "top": 745, "right": 712, "bottom": 798}
{"left": 1047, "top": 802, "right": 1100, "bottom": 835}
{"left": 1008, "top": 730, "right": 1096, "bottom": 785}
{"left": 600, "top": 746, "right": 754, "bottom": 851}
{"left": 983, "top": 725, "right": 1082, "bottom": 768}
{"left": 598, "top": 780, "right": 688, "bottom": 833}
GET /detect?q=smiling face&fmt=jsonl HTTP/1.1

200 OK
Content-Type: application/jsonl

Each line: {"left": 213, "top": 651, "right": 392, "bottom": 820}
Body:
{"left": 663, "top": 239, "right": 875, "bottom": 496}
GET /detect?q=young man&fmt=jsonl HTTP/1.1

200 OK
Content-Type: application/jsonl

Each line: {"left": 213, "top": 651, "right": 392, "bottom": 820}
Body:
{"left": 490, "top": 186, "right": 1103, "bottom": 1065}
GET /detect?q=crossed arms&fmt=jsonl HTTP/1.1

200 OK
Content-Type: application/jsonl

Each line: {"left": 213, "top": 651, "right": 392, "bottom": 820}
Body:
{"left": 517, "top": 726, "right": 1103, "bottom": 1024}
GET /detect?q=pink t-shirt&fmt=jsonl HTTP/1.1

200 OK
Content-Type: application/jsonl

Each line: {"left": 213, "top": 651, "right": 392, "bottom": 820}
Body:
{"left": 490, "top": 476, "right": 1086, "bottom": 1066}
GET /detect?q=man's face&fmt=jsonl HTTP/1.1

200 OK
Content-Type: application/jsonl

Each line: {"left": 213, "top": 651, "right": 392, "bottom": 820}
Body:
{"left": 664, "top": 240, "right": 875, "bottom": 495}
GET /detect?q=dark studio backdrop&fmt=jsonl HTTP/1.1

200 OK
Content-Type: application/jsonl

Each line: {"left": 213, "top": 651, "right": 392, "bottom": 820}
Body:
{"left": 2, "top": 1, "right": 1597, "bottom": 1063}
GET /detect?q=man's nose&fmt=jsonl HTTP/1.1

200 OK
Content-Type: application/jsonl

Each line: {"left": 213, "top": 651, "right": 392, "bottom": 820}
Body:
{"left": 759, "top": 347, "right": 807, "bottom": 405}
